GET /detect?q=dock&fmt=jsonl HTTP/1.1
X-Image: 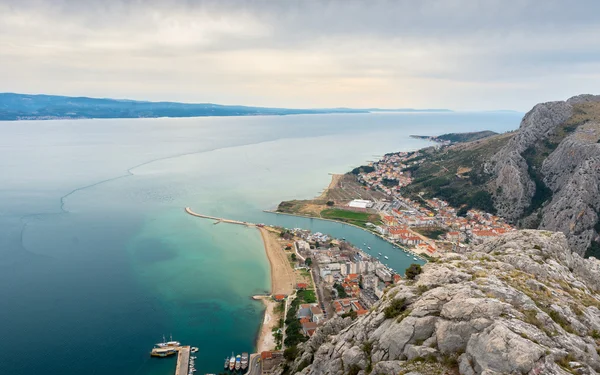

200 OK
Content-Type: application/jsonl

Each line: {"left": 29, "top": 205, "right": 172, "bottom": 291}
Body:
{"left": 185, "top": 207, "right": 255, "bottom": 227}
{"left": 175, "top": 346, "right": 190, "bottom": 375}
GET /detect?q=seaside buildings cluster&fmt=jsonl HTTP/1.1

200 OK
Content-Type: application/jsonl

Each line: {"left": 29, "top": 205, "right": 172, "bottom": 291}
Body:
{"left": 289, "top": 230, "right": 403, "bottom": 334}
{"left": 351, "top": 151, "right": 515, "bottom": 255}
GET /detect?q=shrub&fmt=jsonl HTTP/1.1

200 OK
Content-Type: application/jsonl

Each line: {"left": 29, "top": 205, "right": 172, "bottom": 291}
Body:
{"left": 341, "top": 310, "right": 358, "bottom": 320}
{"left": 405, "top": 264, "right": 422, "bottom": 280}
{"left": 283, "top": 346, "right": 299, "bottom": 361}
{"left": 384, "top": 297, "right": 408, "bottom": 319}
{"left": 326, "top": 200, "right": 335, "bottom": 206}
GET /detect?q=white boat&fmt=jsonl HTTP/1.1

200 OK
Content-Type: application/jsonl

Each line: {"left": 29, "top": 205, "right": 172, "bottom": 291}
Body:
{"left": 384, "top": 256, "right": 389, "bottom": 259}
{"left": 406, "top": 254, "right": 410, "bottom": 257}
{"left": 367, "top": 246, "right": 371, "bottom": 250}
{"left": 155, "top": 334, "right": 181, "bottom": 348}
{"left": 413, "top": 257, "right": 418, "bottom": 260}
{"left": 378, "top": 252, "right": 382, "bottom": 255}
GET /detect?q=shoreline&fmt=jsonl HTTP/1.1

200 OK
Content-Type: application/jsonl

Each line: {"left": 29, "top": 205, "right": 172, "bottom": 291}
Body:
{"left": 255, "top": 227, "right": 295, "bottom": 353}
{"left": 317, "top": 173, "right": 343, "bottom": 200}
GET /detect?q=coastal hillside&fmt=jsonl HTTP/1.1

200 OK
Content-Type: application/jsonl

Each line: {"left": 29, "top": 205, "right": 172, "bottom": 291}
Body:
{"left": 411, "top": 131, "right": 498, "bottom": 144}
{"left": 0, "top": 93, "right": 367, "bottom": 120}
{"left": 0, "top": 93, "right": 451, "bottom": 121}
{"left": 402, "top": 94, "right": 600, "bottom": 258}
{"left": 286, "top": 230, "right": 600, "bottom": 375}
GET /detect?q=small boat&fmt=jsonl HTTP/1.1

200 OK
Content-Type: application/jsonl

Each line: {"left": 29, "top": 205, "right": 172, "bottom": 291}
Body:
{"left": 367, "top": 246, "right": 371, "bottom": 250}
{"left": 378, "top": 252, "right": 382, "bottom": 255}
{"left": 384, "top": 256, "right": 389, "bottom": 259}
{"left": 191, "top": 347, "right": 199, "bottom": 353}
{"left": 229, "top": 354, "right": 236, "bottom": 371}
{"left": 235, "top": 355, "right": 241, "bottom": 370}
{"left": 406, "top": 253, "right": 410, "bottom": 257}
{"left": 241, "top": 352, "right": 249, "bottom": 370}
{"left": 224, "top": 358, "right": 229, "bottom": 369}
{"left": 413, "top": 257, "right": 418, "bottom": 260}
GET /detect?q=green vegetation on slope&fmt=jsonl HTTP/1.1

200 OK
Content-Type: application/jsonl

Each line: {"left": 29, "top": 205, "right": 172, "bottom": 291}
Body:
{"left": 402, "top": 133, "right": 513, "bottom": 213}
{"left": 436, "top": 130, "right": 498, "bottom": 143}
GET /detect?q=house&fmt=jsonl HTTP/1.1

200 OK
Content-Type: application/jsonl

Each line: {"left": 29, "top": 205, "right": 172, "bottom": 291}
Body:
{"left": 310, "top": 306, "right": 324, "bottom": 323}
{"left": 261, "top": 351, "right": 284, "bottom": 375}
{"left": 296, "top": 283, "right": 308, "bottom": 290}
{"left": 302, "top": 321, "right": 318, "bottom": 336}
{"left": 297, "top": 303, "right": 317, "bottom": 319}
{"left": 273, "top": 294, "right": 286, "bottom": 302}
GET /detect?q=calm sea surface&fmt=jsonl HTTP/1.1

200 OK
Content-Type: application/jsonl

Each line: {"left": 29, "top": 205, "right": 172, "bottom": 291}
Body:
{"left": 0, "top": 112, "right": 521, "bottom": 375}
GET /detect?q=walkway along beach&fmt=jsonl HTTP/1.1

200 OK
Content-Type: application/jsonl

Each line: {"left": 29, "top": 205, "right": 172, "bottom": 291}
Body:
{"left": 185, "top": 208, "right": 295, "bottom": 353}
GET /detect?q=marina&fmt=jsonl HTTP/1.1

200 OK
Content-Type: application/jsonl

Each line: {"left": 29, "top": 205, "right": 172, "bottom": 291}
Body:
{"left": 150, "top": 337, "right": 199, "bottom": 375}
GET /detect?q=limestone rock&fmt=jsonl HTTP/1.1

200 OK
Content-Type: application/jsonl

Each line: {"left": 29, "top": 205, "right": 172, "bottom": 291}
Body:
{"left": 293, "top": 230, "right": 600, "bottom": 375}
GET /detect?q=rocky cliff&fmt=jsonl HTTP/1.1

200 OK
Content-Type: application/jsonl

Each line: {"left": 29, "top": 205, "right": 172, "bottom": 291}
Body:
{"left": 486, "top": 95, "right": 600, "bottom": 256}
{"left": 287, "top": 230, "right": 600, "bottom": 375}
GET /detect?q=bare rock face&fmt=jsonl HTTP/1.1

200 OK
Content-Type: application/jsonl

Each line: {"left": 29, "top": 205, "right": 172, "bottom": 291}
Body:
{"left": 486, "top": 100, "right": 573, "bottom": 221}
{"left": 290, "top": 230, "right": 600, "bottom": 375}
{"left": 485, "top": 94, "right": 600, "bottom": 255}
{"left": 538, "top": 134, "right": 600, "bottom": 254}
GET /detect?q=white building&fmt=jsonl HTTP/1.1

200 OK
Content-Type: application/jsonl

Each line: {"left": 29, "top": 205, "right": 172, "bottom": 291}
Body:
{"left": 376, "top": 267, "right": 393, "bottom": 283}
{"left": 348, "top": 199, "right": 373, "bottom": 209}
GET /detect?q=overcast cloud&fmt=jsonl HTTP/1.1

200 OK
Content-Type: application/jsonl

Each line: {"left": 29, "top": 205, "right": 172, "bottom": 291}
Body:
{"left": 1, "top": 0, "right": 599, "bottom": 110}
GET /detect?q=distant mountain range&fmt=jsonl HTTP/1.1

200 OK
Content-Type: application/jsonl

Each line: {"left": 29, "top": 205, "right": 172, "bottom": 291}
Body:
{"left": 0, "top": 93, "right": 453, "bottom": 121}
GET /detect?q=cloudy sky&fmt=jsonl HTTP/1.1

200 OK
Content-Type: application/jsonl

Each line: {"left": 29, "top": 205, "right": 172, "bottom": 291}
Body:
{"left": 1, "top": 0, "right": 599, "bottom": 111}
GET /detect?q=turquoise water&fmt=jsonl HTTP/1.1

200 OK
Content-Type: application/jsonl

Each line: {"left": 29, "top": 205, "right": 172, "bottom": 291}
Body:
{"left": 0, "top": 112, "right": 521, "bottom": 375}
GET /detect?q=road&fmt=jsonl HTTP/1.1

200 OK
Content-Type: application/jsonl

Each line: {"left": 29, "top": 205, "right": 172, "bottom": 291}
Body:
{"left": 244, "top": 353, "right": 261, "bottom": 375}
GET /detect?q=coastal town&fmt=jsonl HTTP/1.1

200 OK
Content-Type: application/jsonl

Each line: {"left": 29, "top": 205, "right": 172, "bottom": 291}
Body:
{"left": 350, "top": 149, "right": 515, "bottom": 254}
{"left": 182, "top": 144, "right": 519, "bottom": 375}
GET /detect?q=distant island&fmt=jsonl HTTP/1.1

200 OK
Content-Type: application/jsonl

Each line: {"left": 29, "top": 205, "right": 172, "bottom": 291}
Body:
{"left": 0, "top": 93, "right": 453, "bottom": 121}
{"left": 410, "top": 130, "right": 498, "bottom": 144}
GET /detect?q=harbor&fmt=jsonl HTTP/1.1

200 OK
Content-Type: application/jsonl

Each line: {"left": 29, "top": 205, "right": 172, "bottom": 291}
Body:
{"left": 150, "top": 336, "right": 199, "bottom": 375}
{"left": 150, "top": 336, "right": 257, "bottom": 375}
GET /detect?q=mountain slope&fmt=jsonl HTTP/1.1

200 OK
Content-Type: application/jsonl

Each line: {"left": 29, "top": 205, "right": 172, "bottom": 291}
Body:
{"left": 486, "top": 94, "right": 600, "bottom": 256}
{"left": 287, "top": 230, "right": 600, "bottom": 375}
{"left": 402, "top": 94, "right": 600, "bottom": 257}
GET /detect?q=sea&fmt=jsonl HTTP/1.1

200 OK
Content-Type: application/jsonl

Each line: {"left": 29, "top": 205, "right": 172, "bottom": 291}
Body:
{"left": 0, "top": 111, "right": 522, "bottom": 375}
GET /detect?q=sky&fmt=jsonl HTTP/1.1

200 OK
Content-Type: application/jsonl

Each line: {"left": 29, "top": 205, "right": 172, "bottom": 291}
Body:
{"left": 1, "top": 0, "right": 600, "bottom": 111}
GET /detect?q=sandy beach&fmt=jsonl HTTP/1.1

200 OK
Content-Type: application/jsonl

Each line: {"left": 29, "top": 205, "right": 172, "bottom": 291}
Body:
{"left": 255, "top": 227, "right": 296, "bottom": 352}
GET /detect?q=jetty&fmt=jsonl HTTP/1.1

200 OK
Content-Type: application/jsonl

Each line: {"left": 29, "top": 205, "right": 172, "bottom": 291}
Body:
{"left": 175, "top": 346, "right": 190, "bottom": 375}
{"left": 185, "top": 207, "right": 255, "bottom": 227}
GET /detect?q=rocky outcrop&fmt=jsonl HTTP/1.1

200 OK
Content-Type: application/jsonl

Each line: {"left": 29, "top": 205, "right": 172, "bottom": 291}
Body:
{"left": 290, "top": 230, "right": 600, "bottom": 375}
{"left": 486, "top": 100, "right": 573, "bottom": 221}
{"left": 485, "top": 94, "right": 600, "bottom": 255}
{"left": 538, "top": 132, "right": 600, "bottom": 254}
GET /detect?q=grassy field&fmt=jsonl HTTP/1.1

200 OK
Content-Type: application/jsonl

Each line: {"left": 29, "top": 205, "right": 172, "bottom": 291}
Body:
{"left": 320, "top": 208, "right": 381, "bottom": 227}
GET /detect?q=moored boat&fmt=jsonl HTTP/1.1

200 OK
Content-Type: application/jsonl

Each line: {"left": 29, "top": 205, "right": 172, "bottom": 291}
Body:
{"left": 229, "top": 354, "right": 236, "bottom": 371}
{"left": 150, "top": 347, "right": 177, "bottom": 357}
{"left": 155, "top": 334, "right": 181, "bottom": 348}
{"left": 235, "top": 355, "right": 241, "bottom": 370}
{"left": 241, "top": 352, "right": 249, "bottom": 370}
{"left": 224, "top": 358, "right": 229, "bottom": 369}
